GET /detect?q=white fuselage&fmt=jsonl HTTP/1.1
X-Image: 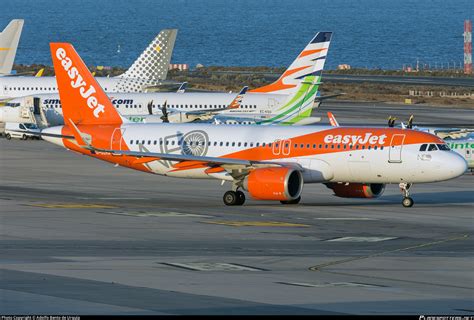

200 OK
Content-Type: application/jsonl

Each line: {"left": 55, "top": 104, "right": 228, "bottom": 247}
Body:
{"left": 43, "top": 123, "right": 468, "bottom": 184}
{"left": 0, "top": 76, "right": 147, "bottom": 99}
{"left": 1, "top": 92, "right": 289, "bottom": 125}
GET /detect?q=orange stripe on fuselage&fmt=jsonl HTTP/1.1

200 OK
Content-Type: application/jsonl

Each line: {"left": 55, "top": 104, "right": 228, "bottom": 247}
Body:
{"left": 170, "top": 128, "right": 443, "bottom": 172}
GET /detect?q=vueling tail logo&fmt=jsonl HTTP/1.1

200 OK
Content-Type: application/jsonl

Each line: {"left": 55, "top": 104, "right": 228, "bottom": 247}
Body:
{"left": 55, "top": 48, "right": 105, "bottom": 118}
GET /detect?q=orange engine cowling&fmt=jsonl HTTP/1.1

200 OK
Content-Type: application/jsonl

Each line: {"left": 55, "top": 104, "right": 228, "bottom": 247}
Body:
{"left": 243, "top": 167, "right": 303, "bottom": 201}
{"left": 326, "top": 183, "right": 385, "bottom": 198}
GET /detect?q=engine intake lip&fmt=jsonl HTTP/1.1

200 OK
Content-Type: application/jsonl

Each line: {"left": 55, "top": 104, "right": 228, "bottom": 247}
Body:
{"left": 284, "top": 169, "right": 304, "bottom": 200}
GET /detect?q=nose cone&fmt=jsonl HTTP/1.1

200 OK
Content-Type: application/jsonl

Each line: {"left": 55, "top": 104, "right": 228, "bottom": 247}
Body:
{"left": 447, "top": 152, "right": 468, "bottom": 179}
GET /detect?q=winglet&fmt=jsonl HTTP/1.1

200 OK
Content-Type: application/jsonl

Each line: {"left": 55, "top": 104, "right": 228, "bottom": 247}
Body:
{"left": 227, "top": 86, "right": 248, "bottom": 109}
{"left": 327, "top": 112, "right": 339, "bottom": 127}
{"left": 35, "top": 68, "right": 44, "bottom": 77}
{"left": 177, "top": 82, "right": 187, "bottom": 93}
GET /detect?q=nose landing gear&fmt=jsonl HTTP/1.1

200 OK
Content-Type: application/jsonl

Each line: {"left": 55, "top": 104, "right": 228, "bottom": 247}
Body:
{"left": 399, "top": 183, "right": 414, "bottom": 207}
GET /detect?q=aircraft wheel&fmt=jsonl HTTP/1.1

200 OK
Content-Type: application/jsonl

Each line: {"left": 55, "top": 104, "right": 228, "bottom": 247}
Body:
{"left": 235, "top": 191, "right": 246, "bottom": 206}
{"left": 402, "top": 197, "right": 414, "bottom": 208}
{"left": 5, "top": 133, "right": 11, "bottom": 140}
{"left": 223, "top": 191, "right": 238, "bottom": 206}
{"left": 280, "top": 196, "right": 301, "bottom": 205}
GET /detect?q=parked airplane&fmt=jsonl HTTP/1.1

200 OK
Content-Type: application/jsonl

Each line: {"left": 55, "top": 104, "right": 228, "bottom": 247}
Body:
{"left": 0, "top": 29, "right": 177, "bottom": 99}
{"left": 329, "top": 112, "right": 473, "bottom": 170}
{"left": 0, "top": 19, "right": 24, "bottom": 75}
{"left": 33, "top": 43, "right": 467, "bottom": 208}
{"left": 0, "top": 31, "right": 333, "bottom": 126}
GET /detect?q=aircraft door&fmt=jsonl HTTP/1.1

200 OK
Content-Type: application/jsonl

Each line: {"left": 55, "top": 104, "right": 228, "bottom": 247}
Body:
{"left": 272, "top": 139, "right": 281, "bottom": 156}
{"left": 33, "top": 97, "right": 41, "bottom": 115}
{"left": 110, "top": 128, "right": 126, "bottom": 152}
{"left": 389, "top": 134, "right": 405, "bottom": 163}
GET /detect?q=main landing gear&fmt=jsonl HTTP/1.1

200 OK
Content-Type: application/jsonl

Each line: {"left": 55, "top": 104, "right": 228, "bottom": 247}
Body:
{"left": 399, "top": 183, "right": 414, "bottom": 207}
{"left": 223, "top": 190, "right": 245, "bottom": 206}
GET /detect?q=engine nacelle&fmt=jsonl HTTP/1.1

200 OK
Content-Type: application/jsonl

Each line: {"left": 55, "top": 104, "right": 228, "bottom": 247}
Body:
{"left": 243, "top": 167, "right": 303, "bottom": 201}
{"left": 326, "top": 183, "right": 385, "bottom": 198}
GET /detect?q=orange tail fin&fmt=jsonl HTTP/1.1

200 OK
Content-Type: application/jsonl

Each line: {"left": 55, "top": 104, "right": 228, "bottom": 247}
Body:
{"left": 50, "top": 43, "right": 122, "bottom": 125}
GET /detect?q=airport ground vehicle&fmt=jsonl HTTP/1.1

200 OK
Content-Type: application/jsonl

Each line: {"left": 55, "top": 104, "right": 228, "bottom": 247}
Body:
{"left": 4, "top": 122, "right": 40, "bottom": 140}
{"left": 36, "top": 43, "right": 467, "bottom": 208}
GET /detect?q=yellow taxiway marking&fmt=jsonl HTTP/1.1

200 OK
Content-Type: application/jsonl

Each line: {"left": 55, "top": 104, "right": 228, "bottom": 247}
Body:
{"left": 202, "top": 220, "right": 310, "bottom": 227}
{"left": 28, "top": 203, "right": 118, "bottom": 209}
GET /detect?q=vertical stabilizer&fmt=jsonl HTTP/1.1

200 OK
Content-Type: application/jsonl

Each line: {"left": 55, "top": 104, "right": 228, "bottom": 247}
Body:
{"left": 115, "top": 29, "right": 178, "bottom": 92}
{"left": 0, "top": 19, "right": 24, "bottom": 75}
{"left": 250, "top": 32, "right": 332, "bottom": 95}
{"left": 50, "top": 43, "right": 122, "bottom": 125}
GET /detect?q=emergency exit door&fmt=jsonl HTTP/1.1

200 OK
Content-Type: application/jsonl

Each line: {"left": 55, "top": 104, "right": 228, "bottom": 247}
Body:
{"left": 389, "top": 134, "right": 405, "bottom": 163}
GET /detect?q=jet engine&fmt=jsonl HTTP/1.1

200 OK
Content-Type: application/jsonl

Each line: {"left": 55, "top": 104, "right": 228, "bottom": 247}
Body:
{"left": 326, "top": 183, "right": 385, "bottom": 198}
{"left": 243, "top": 167, "right": 303, "bottom": 201}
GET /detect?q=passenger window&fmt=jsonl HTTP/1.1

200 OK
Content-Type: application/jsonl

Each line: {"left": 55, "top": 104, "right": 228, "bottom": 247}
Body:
{"left": 419, "top": 144, "right": 427, "bottom": 151}
{"left": 130, "top": 140, "right": 134, "bottom": 145}
{"left": 428, "top": 144, "right": 438, "bottom": 151}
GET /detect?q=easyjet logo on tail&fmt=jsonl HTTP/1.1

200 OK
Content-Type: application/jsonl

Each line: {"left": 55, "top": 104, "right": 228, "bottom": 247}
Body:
{"left": 324, "top": 133, "right": 387, "bottom": 145}
{"left": 55, "top": 48, "right": 105, "bottom": 118}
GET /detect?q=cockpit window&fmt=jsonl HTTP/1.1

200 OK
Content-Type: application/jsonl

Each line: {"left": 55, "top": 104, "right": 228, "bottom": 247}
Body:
{"left": 419, "top": 144, "right": 427, "bottom": 151}
{"left": 427, "top": 144, "right": 438, "bottom": 151}
{"left": 437, "top": 144, "right": 450, "bottom": 151}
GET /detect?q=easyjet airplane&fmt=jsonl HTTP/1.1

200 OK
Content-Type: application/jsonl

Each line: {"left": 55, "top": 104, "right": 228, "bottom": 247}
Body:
{"left": 0, "top": 29, "right": 177, "bottom": 99}
{"left": 39, "top": 43, "right": 467, "bottom": 208}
